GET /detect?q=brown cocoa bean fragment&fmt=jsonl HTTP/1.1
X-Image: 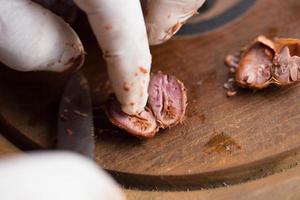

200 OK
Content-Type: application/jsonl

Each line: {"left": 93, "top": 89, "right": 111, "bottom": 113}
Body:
{"left": 224, "top": 35, "right": 300, "bottom": 93}
{"left": 235, "top": 36, "right": 274, "bottom": 89}
{"left": 272, "top": 38, "right": 300, "bottom": 85}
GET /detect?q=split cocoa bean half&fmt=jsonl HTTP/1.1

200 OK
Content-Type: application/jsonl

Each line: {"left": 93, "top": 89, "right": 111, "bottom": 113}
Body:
{"left": 105, "top": 71, "right": 187, "bottom": 138}
{"left": 148, "top": 71, "right": 187, "bottom": 128}
{"left": 225, "top": 35, "right": 300, "bottom": 92}
{"left": 105, "top": 97, "right": 158, "bottom": 138}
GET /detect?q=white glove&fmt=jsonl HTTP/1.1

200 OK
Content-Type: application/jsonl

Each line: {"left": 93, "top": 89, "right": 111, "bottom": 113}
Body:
{"left": 0, "top": 152, "right": 125, "bottom": 200}
{"left": 74, "top": 0, "right": 206, "bottom": 115}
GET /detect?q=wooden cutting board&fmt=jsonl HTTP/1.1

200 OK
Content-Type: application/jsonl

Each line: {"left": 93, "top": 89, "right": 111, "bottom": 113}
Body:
{"left": 125, "top": 165, "right": 300, "bottom": 200}
{"left": 1, "top": 133, "right": 300, "bottom": 200}
{"left": 1, "top": 0, "right": 300, "bottom": 190}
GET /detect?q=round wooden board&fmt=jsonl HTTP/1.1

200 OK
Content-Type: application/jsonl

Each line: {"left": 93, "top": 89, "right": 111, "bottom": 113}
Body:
{"left": 2, "top": 0, "right": 300, "bottom": 189}
{"left": 1, "top": 132, "right": 300, "bottom": 200}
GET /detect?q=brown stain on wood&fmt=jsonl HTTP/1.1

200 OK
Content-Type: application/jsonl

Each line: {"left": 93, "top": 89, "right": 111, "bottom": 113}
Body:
{"left": 186, "top": 109, "right": 206, "bottom": 124}
{"left": 204, "top": 131, "right": 241, "bottom": 154}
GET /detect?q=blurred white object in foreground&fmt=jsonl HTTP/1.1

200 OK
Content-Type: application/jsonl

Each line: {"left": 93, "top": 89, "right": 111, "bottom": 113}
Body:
{"left": 0, "top": 152, "right": 125, "bottom": 200}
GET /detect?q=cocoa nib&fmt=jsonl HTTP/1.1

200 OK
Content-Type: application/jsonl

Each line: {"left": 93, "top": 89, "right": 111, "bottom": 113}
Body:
{"left": 225, "top": 35, "right": 300, "bottom": 92}
{"left": 105, "top": 71, "right": 187, "bottom": 138}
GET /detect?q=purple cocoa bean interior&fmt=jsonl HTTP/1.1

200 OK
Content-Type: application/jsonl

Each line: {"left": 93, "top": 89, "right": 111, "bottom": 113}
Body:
{"left": 106, "top": 72, "right": 187, "bottom": 138}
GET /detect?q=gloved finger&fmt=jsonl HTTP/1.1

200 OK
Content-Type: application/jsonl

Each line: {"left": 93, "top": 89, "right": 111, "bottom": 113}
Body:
{"left": 0, "top": 152, "right": 125, "bottom": 200}
{"left": 0, "top": 0, "right": 84, "bottom": 72}
{"left": 74, "top": 0, "right": 151, "bottom": 115}
{"left": 142, "top": 0, "right": 206, "bottom": 45}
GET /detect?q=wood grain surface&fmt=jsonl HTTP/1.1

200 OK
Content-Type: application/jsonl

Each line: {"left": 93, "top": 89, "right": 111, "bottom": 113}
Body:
{"left": 1, "top": 0, "right": 300, "bottom": 189}
{"left": 125, "top": 165, "right": 300, "bottom": 200}
{"left": 0, "top": 133, "right": 299, "bottom": 200}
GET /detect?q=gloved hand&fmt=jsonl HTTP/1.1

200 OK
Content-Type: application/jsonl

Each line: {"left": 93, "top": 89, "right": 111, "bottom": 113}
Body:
{"left": 74, "top": 0, "right": 205, "bottom": 115}
{"left": 0, "top": 0, "right": 205, "bottom": 115}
